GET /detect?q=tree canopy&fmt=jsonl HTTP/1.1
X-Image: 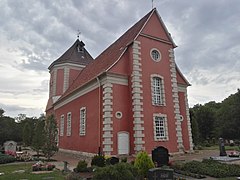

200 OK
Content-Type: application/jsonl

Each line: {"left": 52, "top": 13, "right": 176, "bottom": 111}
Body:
{"left": 190, "top": 89, "right": 240, "bottom": 145}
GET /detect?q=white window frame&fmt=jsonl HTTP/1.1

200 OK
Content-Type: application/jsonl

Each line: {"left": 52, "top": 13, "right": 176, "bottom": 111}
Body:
{"left": 79, "top": 107, "right": 86, "bottom": 136}
{"left": 150, "top": 48, "right": 161, "bottom": 62}
{"left": 66, "top": 112, "right": 71, "bottom": 136}
{"left": 60, "top": 114, "right": 64, "bottom": 136}
{"left": 153, "top": 113, "right": 169, "bottom": 141}
{"left": 151, "top": 74, "right": 166, "bottom": 106}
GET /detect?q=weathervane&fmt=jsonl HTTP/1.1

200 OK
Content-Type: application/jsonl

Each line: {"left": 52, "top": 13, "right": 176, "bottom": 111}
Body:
{"left": 77, "top": 29, "right": 81, "bottom": 40}
{"left": 152, "top": 0, "right": 154, "bottom": 9}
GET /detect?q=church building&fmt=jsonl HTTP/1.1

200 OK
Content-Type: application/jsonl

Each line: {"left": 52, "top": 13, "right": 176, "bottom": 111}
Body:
{"left": 46, "top": 8, "right": 193, "bottom": 156}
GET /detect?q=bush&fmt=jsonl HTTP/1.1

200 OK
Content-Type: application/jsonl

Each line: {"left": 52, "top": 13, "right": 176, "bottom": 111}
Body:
{"left": 173, "top": 159, "right": 240, "bottom": 178}
{"left": 74, "top": 160, "right": 88, "bottom": 172}
{"left": 91, "top": 155, "right": 106, "bottom": 167}
{"left": 121, "top": 157, "right": 127, "bottom": 163}
{"left": 134, "top": 151, "right": 155, "bottom": 178}
{"left": 93, "top": 162, "right": 138, "bottom": 180}
{"left": 0, "top": 153, "right": 16, "bottom": 164}
{"left": 106, "top": 157, "right": 119, "bottom": 165}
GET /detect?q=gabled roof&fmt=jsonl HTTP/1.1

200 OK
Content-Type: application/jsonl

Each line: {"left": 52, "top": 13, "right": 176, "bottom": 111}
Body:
{"left": 48, "top": 39, "right": 94, "bottom": 70}
{"left": 57, "top": 8, "right": 177, "bottom": 103}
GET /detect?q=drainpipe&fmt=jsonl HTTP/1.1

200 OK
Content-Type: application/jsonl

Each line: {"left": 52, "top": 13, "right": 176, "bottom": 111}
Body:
{"left": 96, "top": 77, "right": 101, "bottom": 155}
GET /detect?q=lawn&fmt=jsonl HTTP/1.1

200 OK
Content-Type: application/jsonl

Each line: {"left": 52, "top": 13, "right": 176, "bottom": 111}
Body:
{"left": 0, "top": 163, "right": 65, "bottom": 180}
{"left": 202, "top": 145, "right": 239, "bottom": 151}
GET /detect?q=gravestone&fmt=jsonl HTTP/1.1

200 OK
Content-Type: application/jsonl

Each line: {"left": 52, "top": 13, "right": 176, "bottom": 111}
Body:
{"left": 152, "top": 146, "right": 169, "bottom": 167}
{"left": 63, "top": 161, "right": 69, "bottom": 172}
{"left": 219, "top": 138, "right": 227, "bottom": 156}
{"left": 3, "top": 141, "right": 17, "bottom": 153}
{"left": 148, "top": 168, "right": 174, "bottom": 180}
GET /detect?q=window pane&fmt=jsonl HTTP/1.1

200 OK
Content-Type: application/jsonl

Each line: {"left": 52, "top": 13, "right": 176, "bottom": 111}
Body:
{"left": 154, "top": 116, "right": 165, "bottom": 139}
{"left": 153, "top": 77, "right": 163, "bottom": 105}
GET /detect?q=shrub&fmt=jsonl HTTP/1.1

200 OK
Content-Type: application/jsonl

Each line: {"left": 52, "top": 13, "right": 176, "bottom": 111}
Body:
{"left": 134, "top": 151, "right": 154, "bottom": 178}
{"left": 91, "top": 155, "right": 106, "bottom": 167}
{"left": 121, "top": 157, "right": 127, "bottom": 163}
{"left": 0, "top": 153, "right": 16, "bottom": 164}
{"left": 106, "top": 157, "right": 119, "bottom": 165}
{"left": 74, "top": 160, "right": 88, "bottom": 172}
{"left": 173, "top": 159, "right": 240, "bottom": 178}
{"left": 93, "top": 162, "right": 138, "bottom": 180}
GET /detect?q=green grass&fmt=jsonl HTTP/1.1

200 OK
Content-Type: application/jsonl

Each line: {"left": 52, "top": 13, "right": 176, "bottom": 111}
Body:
{"left": 202, "top": 145, "right": 239, "bottom": 151}
{"left": 0, "top": 163, "right": 65, "bottom": 180}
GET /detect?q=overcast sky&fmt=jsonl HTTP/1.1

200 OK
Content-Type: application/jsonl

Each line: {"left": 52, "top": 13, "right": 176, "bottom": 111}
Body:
{"left": 0, "top": 0, "right": 239, "bottom": 117}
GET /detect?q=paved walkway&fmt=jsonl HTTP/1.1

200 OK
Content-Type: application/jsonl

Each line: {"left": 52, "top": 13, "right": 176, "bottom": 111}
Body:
{"left": 51, "top": 150, "right": 221, "bottom": 171}
{"left": 51, "top": 149, "right": 240, "bottom": 179}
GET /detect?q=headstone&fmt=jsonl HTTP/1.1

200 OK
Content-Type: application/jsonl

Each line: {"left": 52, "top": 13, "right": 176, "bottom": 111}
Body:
{"left": 3, "top": 141, "right": 17, "bottom": 153}
{"left": 148, "top": 168, "right": 174, "bottom": 180}
{"left": 63, "top": 161, "right": 69, "bottom": 172}
{"left": 219, "top": 138, "right": 227, "bottom": 156}
{"left": 152, "top": 146, "right": 169, "bottom": 167}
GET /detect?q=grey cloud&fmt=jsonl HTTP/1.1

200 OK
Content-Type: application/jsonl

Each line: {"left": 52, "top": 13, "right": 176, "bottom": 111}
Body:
{"left": 33, "top": 80, "right": 49, "bottom": 93}
{"left": 0, "top": 103, "right": 43, "bottom": 118}
{"left": 0, "top": 0, "right": 239, "bottom": 116}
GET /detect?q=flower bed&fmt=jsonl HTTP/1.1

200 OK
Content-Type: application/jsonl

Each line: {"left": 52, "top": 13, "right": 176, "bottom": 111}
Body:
{"left": 32, "top": 161, "right": 55, "bottom": 171}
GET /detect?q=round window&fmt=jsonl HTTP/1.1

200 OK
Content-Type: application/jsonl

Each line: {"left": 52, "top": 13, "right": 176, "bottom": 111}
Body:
{"left": 115, "top": 111, "right": 122, "bottom": 119}
{"left": 150, "top": 49, "right": 161, "bottom": 62}
{"left": 179, "top": 115, "right": 184, "bottom": 121}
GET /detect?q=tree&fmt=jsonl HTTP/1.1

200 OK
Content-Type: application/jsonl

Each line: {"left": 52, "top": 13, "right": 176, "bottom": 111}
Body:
{"left": 22, "top": 122, "right": 31, "bottom": 146}
{"left": 190, "top": 104, "right": 216, "bottom": 144}
{"left": 32, "top": 119, "right": 45, "bottom": 158}
{"left": 189, "top": 108, "right": 200, "bottom": 145}
{"left": 42, "top": 114, "right": 58, "bottom": 160}
{"left": 217, "top": 89, "right": 240, "bottom": 139}
{"left": 0, "top": 115, "right": 20, "bottom": 145}
{"left": 0, "top": 108, "right": 4, "bottom": 117}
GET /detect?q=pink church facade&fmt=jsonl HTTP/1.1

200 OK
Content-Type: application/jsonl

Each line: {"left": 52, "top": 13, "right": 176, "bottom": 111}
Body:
{"left": 46, "top": 8, "right": 193, "bottom": 156}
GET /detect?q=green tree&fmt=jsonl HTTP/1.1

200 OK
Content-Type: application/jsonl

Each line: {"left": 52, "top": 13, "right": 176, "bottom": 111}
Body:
{"left": 22, "top": 122, "right": 31, "bottom": 146}
{"left": 0, "top": 115, "right": 20, "bottom": 144}
{"left": 190, "top": 104, "right": 216, "bottom": 144}
{"left": 217, "top": 89, "right": 240, "bottom": 139}
{"left": 32, "top": 118, "right": 45, "bottom": 158}
{"left": 42, "top": 114, "right": 58, "bottom": 160}
{"left": 0, "top": 108, "right": 4, "bottom": 117}
{"left": 189, "top": 108, "right": 200, "bottom": 145}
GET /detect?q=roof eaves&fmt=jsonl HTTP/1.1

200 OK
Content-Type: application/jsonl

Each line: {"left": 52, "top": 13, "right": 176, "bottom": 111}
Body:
{"left": 176, "top": 65, "right": 191, "bottom": 86}
{"left": 155, "top": 9, "right": 177, "bottom": 48}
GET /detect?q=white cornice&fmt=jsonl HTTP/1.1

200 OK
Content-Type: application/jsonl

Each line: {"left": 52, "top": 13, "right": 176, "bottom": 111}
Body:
{"left": 54, "top": 73, "right": 128, "bottom": 109}
{"left": 140, "top": 33, "right": 173, "bottom": 45}
{"left": 50, "top": 63, "right": 85, "bottom": 72}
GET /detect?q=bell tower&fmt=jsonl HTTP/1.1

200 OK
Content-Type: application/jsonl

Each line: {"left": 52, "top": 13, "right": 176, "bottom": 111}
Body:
{"left": 46, "top": 39, "right": 94, "bottom": 113}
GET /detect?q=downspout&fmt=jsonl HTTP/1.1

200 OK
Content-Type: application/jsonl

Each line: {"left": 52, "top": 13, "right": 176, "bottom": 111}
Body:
{"left": 96, "top": 77, "right": 101, "bottom": 155}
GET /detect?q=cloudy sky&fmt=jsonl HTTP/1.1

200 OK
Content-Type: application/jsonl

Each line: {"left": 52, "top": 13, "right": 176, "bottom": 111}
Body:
{"left": 0, "top": 0, "right": 239, "bottom": 117}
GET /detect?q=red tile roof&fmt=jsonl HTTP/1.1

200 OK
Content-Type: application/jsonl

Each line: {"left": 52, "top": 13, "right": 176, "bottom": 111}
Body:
{"left": 56, "top": 8, "right": 179, "bottom": 103}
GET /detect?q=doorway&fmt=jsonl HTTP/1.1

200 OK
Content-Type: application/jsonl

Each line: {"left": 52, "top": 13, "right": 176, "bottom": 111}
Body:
{"left": 118, "top": 132, "right": 129, "bottom": 155}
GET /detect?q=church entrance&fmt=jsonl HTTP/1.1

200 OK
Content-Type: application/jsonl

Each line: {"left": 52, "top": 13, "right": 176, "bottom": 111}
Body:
{"left": 118, "top": 132, "right": 129, "bottom": 155}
